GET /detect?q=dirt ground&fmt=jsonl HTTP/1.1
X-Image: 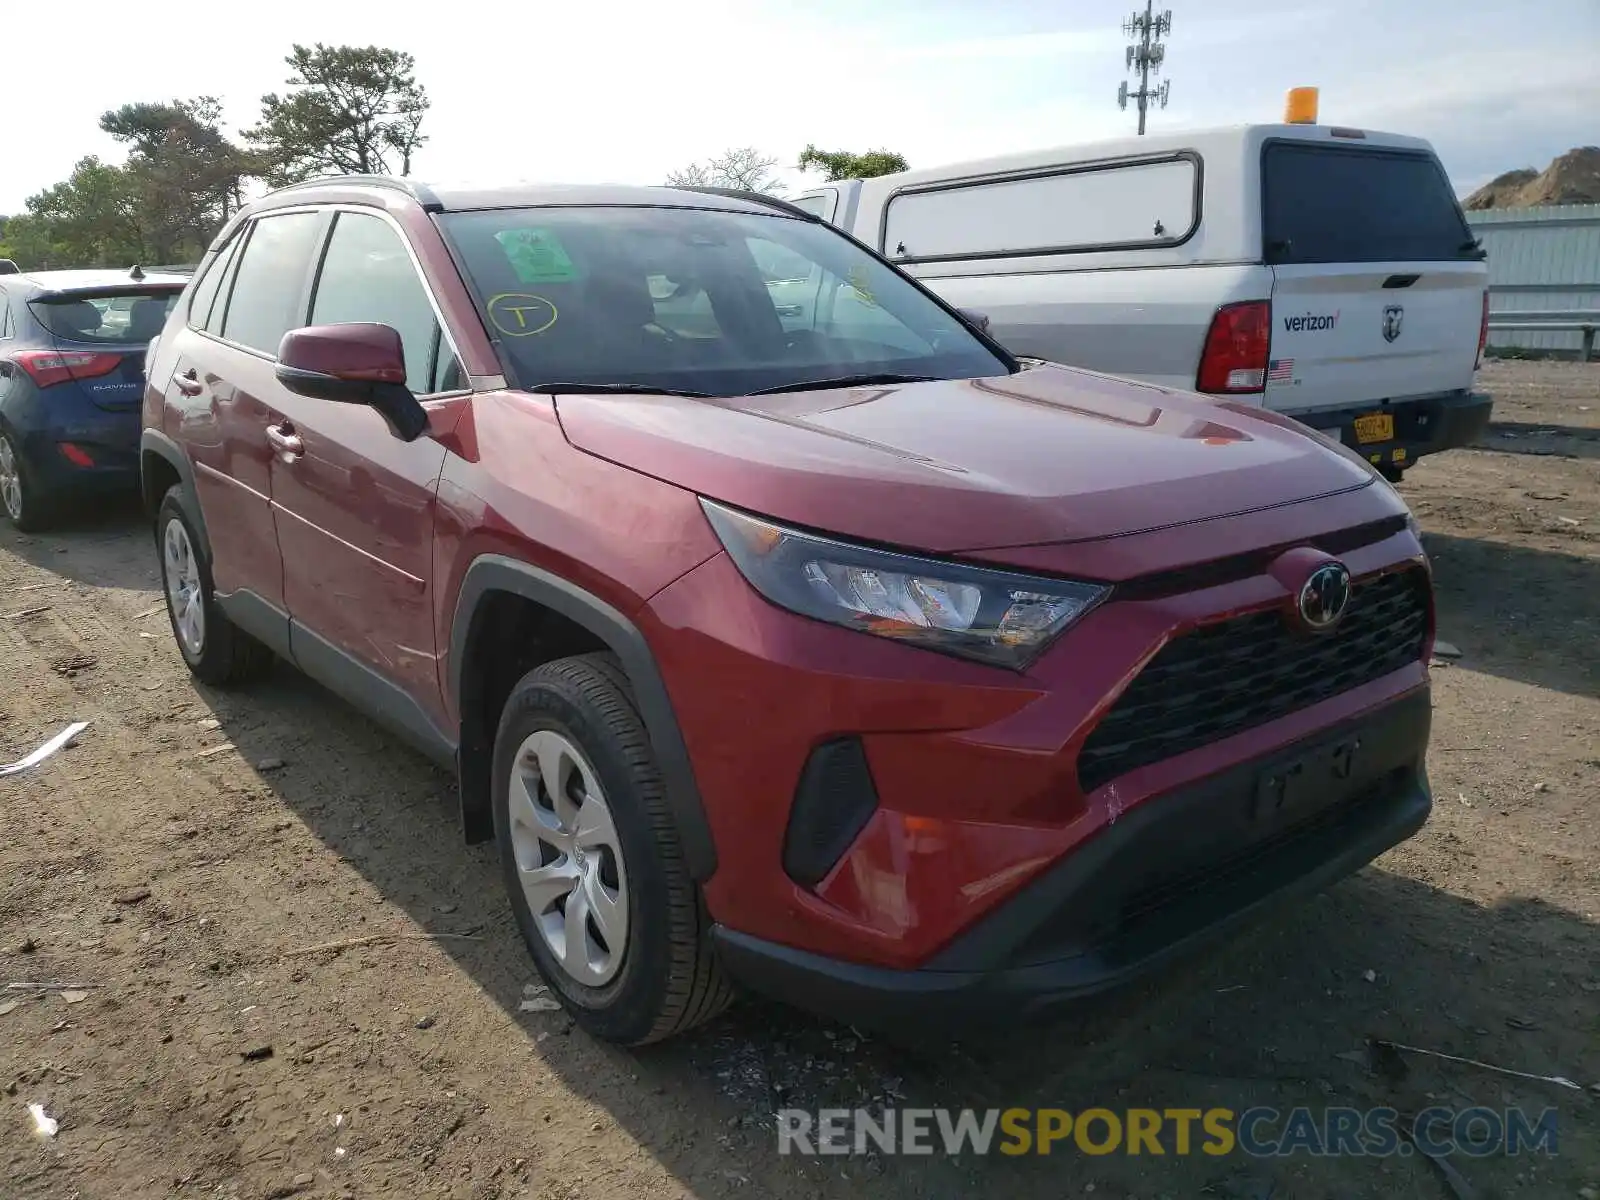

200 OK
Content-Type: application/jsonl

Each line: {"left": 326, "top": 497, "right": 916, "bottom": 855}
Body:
{"left": 1, "top": 360, "right": 1595, "bottom": 1200}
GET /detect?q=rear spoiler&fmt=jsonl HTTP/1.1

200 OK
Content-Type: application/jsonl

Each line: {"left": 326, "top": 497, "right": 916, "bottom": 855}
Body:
{"left": 29, "top": 280, "right": 188, "bottom": 303}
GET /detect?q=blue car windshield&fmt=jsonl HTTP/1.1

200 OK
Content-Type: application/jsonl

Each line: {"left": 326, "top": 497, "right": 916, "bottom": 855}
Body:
{"left": 438, "top": 205, "right": 1011, "bottom": 396}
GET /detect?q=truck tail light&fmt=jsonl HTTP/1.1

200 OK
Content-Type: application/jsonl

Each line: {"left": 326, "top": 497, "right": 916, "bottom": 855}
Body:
{"left": 10, "top": 350, "right": 123, "bottom": 389}
{"left": 1476, "top": 290, "right": 1489, "bottom": 370}
{"left": 1196, "top": 301, "right": 1270, "bottom": 394}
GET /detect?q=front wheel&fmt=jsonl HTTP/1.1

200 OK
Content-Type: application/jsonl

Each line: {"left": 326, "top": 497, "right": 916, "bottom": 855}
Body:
{"left": 155, "top": 486, "right": 273, "bottom": 685}
{"left": 492, "top": 653, "right": 733, "bottom": 1044}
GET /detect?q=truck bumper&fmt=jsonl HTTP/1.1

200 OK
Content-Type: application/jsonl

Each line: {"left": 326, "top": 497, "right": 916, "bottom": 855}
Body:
{"left": 1293, "top": 391, "right": 1493, "bottom": 470}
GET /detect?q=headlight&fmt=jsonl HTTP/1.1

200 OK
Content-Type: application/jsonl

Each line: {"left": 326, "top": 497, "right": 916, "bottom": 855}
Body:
{"left": 701, "top": 499, "right": 1109, "bottom": 670}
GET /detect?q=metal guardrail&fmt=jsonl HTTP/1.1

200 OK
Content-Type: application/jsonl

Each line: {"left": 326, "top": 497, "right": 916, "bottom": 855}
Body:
{"left": 1487, "top": 308, "right": 1600, "bottom": 362}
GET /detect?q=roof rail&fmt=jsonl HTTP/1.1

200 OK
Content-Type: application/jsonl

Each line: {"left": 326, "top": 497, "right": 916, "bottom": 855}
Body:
{"left": 674, "top": 186, "right": 820, "bottom": 221}
{"left": 262, "top": 174, "right": 443, "bottom": 211}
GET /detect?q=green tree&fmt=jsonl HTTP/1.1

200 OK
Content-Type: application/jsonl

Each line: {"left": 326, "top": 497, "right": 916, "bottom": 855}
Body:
{"left": 245, "top": 44, "right": 430, "bottom": 184}
{"left": 796, "top": 145, "right": 909, "bottom": 181}
{"left": 1, "top": 158, "right": 144, "bottom": 269}
{"left": 0, "top": 211, "right": 64, "bottom": 268}
{"left": 666, "top": 147, "right": 784, "bottom": 194}
{"left": 100, "top": 97, "right": 254, "bottom": 261}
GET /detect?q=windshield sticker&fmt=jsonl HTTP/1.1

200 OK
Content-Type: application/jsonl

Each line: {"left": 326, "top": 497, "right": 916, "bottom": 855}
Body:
{"left": 495, "top": 228, "right": 581, "bottom": 284}
{"left": 487, "top": 293, "right": 559, "bottom": 338}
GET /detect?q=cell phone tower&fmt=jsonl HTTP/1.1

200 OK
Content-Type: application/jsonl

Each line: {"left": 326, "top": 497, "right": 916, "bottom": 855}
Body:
{"left": 1118, "top": 3, "right": 1172, "bottom": 135}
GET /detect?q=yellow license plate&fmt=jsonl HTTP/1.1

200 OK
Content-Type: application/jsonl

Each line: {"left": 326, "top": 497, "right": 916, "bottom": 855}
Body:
{"left": 1353, "top": 413, "right": 1395, "bottom": 444}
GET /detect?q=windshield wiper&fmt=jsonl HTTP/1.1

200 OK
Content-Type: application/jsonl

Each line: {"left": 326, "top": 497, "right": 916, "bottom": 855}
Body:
{"left": 747, "top": 372, "right": 938, "bottom": 396}
{"left": 524, "top": 382, "right": 714, "bottom": 398}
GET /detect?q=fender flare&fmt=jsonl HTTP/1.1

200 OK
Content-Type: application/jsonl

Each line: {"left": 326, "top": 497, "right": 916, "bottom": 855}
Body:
{"left": 140, "top": 429, "right": 211, "bottom": 564}
{"left": 448, "top": 555, "right": 718, "bottom": 881}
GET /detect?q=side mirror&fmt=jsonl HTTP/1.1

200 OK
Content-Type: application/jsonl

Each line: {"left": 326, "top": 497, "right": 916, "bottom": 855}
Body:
{"left": 958, "top": 308, "right": 992, "bottom": 334}
{"left": 275, "top": 323, "right": 428, "bottom": 441}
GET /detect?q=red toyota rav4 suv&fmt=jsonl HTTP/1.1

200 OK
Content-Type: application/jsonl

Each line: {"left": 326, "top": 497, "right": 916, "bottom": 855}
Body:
{"left": 141, "top": 178, "right": 1435, "bottom": 1045}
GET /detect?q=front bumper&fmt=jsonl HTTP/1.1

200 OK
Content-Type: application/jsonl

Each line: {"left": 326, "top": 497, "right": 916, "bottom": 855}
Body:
{"left": 713, "top": 689, "right": 1431, "bottom": 1032}
{"left": 1293, "top": 390, "right": 1493, "bottom": 469}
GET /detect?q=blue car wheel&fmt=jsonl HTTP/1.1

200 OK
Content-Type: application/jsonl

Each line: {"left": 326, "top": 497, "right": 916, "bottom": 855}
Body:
{"left": 0, "top": 429, "right": 51, "bottom": 531}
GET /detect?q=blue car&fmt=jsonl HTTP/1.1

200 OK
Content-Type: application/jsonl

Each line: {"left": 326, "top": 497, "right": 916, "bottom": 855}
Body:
{"left": 0, "top": 267, "right": 188, "bottom": 529}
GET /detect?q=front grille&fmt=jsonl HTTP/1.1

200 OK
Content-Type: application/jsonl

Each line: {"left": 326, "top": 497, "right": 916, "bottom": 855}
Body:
{"left": 1077, "top": 568, "right": 1429, "bottom": 792}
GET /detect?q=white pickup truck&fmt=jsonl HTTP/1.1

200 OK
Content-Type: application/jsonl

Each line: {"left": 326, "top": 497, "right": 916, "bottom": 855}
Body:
{"left": 789, "top": 118, "right": 1492, "bottom": 480}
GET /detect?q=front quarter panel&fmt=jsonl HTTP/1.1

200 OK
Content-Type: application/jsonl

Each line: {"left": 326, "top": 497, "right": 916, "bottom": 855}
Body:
{"left": 432, "top": 389, "right": 723, "bottom": 723}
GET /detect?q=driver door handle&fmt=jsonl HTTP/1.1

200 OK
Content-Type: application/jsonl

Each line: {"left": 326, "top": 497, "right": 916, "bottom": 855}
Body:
{"left": 174, "top": 368, "right": 203, "bottom": 397}
{"left": 265, "top": 423, "right": 304, "bottom": 461}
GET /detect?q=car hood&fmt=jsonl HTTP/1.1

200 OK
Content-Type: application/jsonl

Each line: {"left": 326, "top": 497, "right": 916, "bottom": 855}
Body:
{"left": 553, "top": 363, "right": 1375, "bottom": 554}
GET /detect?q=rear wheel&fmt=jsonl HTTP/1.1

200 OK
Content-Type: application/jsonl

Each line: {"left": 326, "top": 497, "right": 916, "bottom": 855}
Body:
{"left": 156, "top": 486, "right": 273, "bottom": 685}
{"left": 0, "top": 430, "right": 52, "bottom": 532}
{"left": 492, "top": 653, "right": 733, "bottom": 1044}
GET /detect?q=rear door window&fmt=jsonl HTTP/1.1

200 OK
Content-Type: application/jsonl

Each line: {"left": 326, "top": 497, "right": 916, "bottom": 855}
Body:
{"left": 1262, "top": 143, "right": 1477, "bottom": 264}
{"left": 188, "top": 235, "right": 241, "bottom": 331}
{"left": 204, "top": 238, "right": 247, "bottom": 337}
{"left": 221, "top": 211, "right": 324, "bottom": 355}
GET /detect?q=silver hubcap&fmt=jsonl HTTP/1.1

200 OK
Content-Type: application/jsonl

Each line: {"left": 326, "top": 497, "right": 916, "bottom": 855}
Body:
{"left": 508, "top": 730, "right": 629, "bottom": 986}
{"left": 0, "top": 437, "right": 21, "bottom": 520}
{"left": 162, "top": 517, "right": 206, "bottom": 656}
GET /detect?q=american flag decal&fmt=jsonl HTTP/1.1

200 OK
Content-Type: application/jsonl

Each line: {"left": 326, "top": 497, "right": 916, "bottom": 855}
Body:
{"left": 1267, "top": 358, "right": 1295, "bottom": 383}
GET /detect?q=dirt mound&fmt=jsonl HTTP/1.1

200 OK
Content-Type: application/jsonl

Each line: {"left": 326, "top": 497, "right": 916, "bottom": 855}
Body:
{"left": 1465, "top": 146, "right": 1600, "bottom": 210}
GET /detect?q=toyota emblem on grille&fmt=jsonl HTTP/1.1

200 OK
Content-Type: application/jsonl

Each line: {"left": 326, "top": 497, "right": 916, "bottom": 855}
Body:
{"left": 1298, "top": 563, "right": 1352, "bottom": 631}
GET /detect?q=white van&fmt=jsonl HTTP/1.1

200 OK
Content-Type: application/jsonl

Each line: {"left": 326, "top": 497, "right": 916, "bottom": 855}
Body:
{"left": 793, "top": 115, "right": 1492, "bottom": 479}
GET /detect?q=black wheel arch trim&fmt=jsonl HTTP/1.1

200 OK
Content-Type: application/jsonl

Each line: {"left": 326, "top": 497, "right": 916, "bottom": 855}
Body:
{"left": 448, "top": 555, "right": 718, "bottom": 881}
{"left": 140, "top": 429, "right": 211, "bottom": 564}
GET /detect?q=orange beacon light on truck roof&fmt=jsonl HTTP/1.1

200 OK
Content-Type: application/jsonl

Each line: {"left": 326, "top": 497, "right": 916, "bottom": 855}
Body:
{"left": 1285, "top": 87, "right": 1319, "bottom": 124}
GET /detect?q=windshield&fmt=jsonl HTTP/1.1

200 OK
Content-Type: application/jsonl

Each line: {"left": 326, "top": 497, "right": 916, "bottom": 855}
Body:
{"left": 438, "top": 206, "right": 1011, "bottom": 396}
{"left": 31, "top": 289, "right": 181, "bottom": 345}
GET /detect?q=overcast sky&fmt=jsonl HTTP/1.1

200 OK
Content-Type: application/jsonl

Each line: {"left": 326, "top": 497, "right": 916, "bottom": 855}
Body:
{"left": 4, "top": 0, "right": 1595, "bottom": 213}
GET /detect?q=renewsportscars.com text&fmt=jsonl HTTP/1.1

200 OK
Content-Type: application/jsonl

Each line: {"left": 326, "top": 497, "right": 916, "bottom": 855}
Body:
{"left": 776, "top": 1106, "right": 1559, "bottom": 1159}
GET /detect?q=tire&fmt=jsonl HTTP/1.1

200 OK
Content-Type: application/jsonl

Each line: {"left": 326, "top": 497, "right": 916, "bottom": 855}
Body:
{"left": 155, "top": 485, "right": 274, "bottom": 686}
{"left": 0, "top": 428, "right": 53, "bottom": 532}
{"left": 492, "top": 652, "right": 733, "bottom": 1045}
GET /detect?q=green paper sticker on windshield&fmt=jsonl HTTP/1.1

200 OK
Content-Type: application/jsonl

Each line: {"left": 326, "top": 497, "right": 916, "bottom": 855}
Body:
{"left": 495, "top": 228, "right": 581, "bottom": 284}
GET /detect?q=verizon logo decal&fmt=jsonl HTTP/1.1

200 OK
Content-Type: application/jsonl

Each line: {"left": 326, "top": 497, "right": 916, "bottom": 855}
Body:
{"left": 1283, "top": 310, "right": 1340, "bottom": 332}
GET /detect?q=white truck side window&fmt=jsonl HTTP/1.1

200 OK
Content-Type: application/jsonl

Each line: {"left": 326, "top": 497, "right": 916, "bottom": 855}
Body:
{"left": 883, "top": 157, "right": 1196, "bottom": 261}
